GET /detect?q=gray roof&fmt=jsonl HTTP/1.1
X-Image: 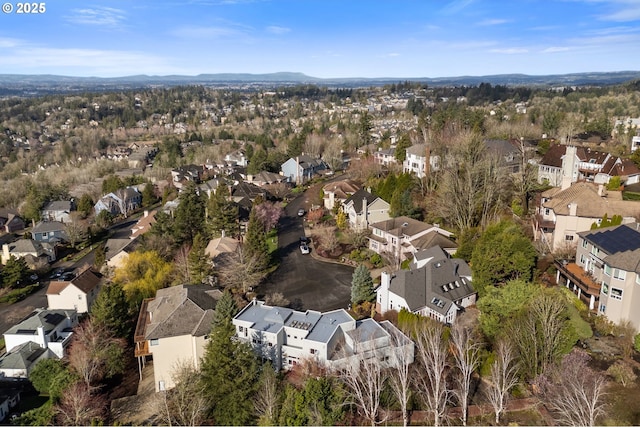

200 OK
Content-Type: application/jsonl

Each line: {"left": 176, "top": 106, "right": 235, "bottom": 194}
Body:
{"left": 406, "top": 143, "right": 429, "bottom": 157}
{"left": 43, "top": 200, "right": 73, "bottom": 212}
{"left": 389, "top": 253, "right": 474, "bottom": 315}
{"left": 6, "top": 239, "right": 43, "bottom": 254}
{"left": 604, "top": 248, "right": 640, "bottom": 274}
{"left": 370, "top": 216, "right": 432, "bottom": 238}
{"left": 0, "top": 341, "right": 48, "bottom": 371}
{"left": 4, "top": 308, "right": 75, "bottom": 336}
{"left": 32, "top": 221, "right": 66, "bottom": 233}
{"left": 344, "top": 189, "right": 381, "bottom": 213}
{"left": 104, "top": 238, "right": 137, "bottom": 261}
{"left": 144, "top": 285, "right": 220, "bottom": 340}
{"left": 346, "top": 318, "right": 387, "bottom": 342}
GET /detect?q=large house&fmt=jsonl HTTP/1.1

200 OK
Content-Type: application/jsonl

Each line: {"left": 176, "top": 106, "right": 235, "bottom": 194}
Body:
{"left": 0, "top": 341, "right": 49, "bottom": 378}
{"left": 368, "top": 216, "right": 455, "bottom": 262}
{"left": 3, "top": 308, "right": 78, "bottom": 359}
{"left": 373, "top": 147, "right": 397, "bottom": 167}
{"left": 534, "top": 182, "right": 640, "bottom": 252}
{"left": 342, "top": 189, "right": 390, "bottom": 231}
{"left": 41, "top": 200, "right": 75, "bottom": 223}
{"left": 32, "top": 221, "right": 68, "bottom": 243}
{"left": 376, "top": 246, "right": 476, "bottom": 324}
{"left": 322, "top": 180, "right": 359, "bottom": 211}
{"left": 281, "top": 155, "right": 327, "bottom": 185}
{"left": 1, "top": 239, "right": 55, "bottom": 267}
{"left": 538, "top": 145, "right": 640, "bottom": 188}
{"left": 403, "top": 144, "right": 439, "bottom": 177}
{"left": 134, "top": 285, "right": 221, "bottom": 392}
{"left": 556, "top": 224, "right": 640, "bottom": 329}
{"left": 94, "top": 187, "right": 143, "bottom": 217}
{"left": 46, "top": 267, "right": 102, "bottom": 313}
{"left": 233, "top": 300, "right": 414, "bottom": 371}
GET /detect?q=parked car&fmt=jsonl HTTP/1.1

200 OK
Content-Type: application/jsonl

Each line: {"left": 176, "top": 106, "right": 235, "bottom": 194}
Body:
{"left": 297, "top": 208, "right": 305, "bottom": 217}
{"left": 300, "top": 244, "right": 310, "bottom": 254}
{"left": 300, "top": 236, "right": 309, "bottom": 245}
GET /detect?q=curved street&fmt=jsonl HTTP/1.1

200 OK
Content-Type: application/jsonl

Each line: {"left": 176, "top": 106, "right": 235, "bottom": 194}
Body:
{"left": 260, "top": 194, "right": 355, "bottom": 313}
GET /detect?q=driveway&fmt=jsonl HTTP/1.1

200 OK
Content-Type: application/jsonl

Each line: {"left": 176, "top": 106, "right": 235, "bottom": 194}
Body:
{"left": 260, "top": 194, "right": 355, "bottom": 312}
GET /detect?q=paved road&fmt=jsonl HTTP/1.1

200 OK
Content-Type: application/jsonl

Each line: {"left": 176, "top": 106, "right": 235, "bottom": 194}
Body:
{"left": 260, "top": 194, "right": 355, "bottom": 312}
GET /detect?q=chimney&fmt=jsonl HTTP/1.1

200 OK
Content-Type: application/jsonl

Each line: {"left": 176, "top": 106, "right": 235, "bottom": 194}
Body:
{"left": 569, "top": 202, "right": 578, "bottom": 216}
{"left": 144, "top": 210, "right": 149, "bottom": 218}
{"left": 362, "top": 198, "right": 368, "bottom": 226}
{"left": 2, "top": 243, "right": 9, "bottom": 263}
{"left": 221, "top": 229, "right": 225, "bottom": 238}
{"left": 597, "top": 185, "right": 607, "bottom": 197}
{"left": 561, "top": 145, "right": 577, "bottom": 190}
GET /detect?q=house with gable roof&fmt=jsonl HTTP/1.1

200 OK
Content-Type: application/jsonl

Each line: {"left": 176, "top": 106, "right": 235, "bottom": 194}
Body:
{"left": 322, "top": 180, "right": 359, "bottom": 211}
{"left": 402, "top": 143, "right": 440, "bottom": 177}
{"left": 376, "top": 246, "right": 475, "bottom": 324}
{"left": 32, "top": 221, "right": 68, "bottom": 243}
{"left": 0, "top": 341, "right": 49, "bottom": 378}
{"left": 281, "top": 155, "right": 327, "bottom": 185}
{"left": 233, "top": 300, "right": 414, "bottom": 371}
{"left": 41, "top": 200, "right": 75, "bottom": 224}
{"left": 0, "top": 208, "right": 25, "bottom": 234}
{"left": 1, "top": 239, "right": 55, "bottom": 267}
{"left": 46, "top": 267, "right": 102, "bottom": 313}
{"left": 3, "top": 308, "right": 78, "bottom": 359}
{"left": 342, "top": 188, "right": 390, "bottom": 231}
{"left": 134, "top": 284, "right": 221, "bottom": 391}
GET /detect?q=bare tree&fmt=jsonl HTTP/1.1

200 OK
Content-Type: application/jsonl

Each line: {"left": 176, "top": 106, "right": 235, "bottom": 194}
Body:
{"left": 450, "top": 324, "right": 482, "bottom": 426}
{"left": 155, "top": 361, "right": 208, "bottom": 426}
{"left": 254, "top": 363, "right": 280, "bottom": 426}
{"left": 217, "top": 246, "right": 268, "bottom": 293}
{"left": 55, "top": 381, "right": 106, "bottom": 426}
{"left": 323, "top": 136, "right": 345, "bottom": 172}
{"left": 387, "top": 329, "right": 415, "bottom": 427}
{"left": 172, "top": 243, "right": 192, "bottom": 284}
{"left": 67, "top": 318, "right": 126, "bottom": 388}
{"left": 312, "top": 224, "right": 340, "bottom": 253}
{"left": 485, "top": 340, "right": 519, "bottom": 425}
{"left": 535, "top": 349, "right": 608, "bottom": 426}
{"left": 63, "top": 212, "right": 86, "bottom": 249}
{"left": 414, "top": 320, "right": 450, "bottom": 427}
{"left": 304, "top": 133, "right": 326, "bottom": 158}
{"left": 337, "top": 337, "right": 388, "bottom": 427}
{"left": 264, "top": 292, "right": 290, "bottom": 307}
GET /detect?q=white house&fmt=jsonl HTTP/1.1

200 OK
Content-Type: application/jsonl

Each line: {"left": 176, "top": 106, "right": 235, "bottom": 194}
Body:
{"left": 46, "top": 267, "right": 102, "bottom": 314}
{"left": 233, "top": 300, "right": 414, "bottom": 371}
{"left": 376, "top": 246, "right": 476, "bottom": 324}
{"left": 0, "top": 341, "right": 49, "bottom": 378}
{"left": 3, "top": 308, "right": 78, "bottom": 359}
{"left": 403, "top": 144, "right": 440, "bottom": 177}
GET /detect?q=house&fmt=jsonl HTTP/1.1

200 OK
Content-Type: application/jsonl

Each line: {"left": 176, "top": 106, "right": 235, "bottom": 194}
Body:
{"left": 198, "top": 178, "right": 224, "bottom": 199}
{"left": 205, "top": 234, "right": 239, "bottom": 265}
{"left": 41, "top": 200, "right": 75, "bottom": 223}
{"left": 46, "top": 267, "right": 102, "bottom": 313}
{"left": 538, "top": 145, "right": 640, "bottom": 188}
{"left": 224, "top": 150, "right": 248, "bottom": 167}
{"left": 0, "top": 387, "right": 20, "bottom": 422}
{"left": 3, "top": 308, "right": 78, "bottom": 359}
{"left": 368, "top": 216, "right": 455, "bottom": 262}
{"left": 0, "top": 341, "right": 49, "bottom": 378}
{"left": 134, "top": 284, "right": 221, "bottom": 392}
{"left": 130, "top": 210, "right": 157, "bottom": 239}
{"left": 1, "top": 239, "right": 55, "bottom": 266}
{"left": 0, "top": 209, "right": 25, "bottom": 234}
{"left": 484, "top": 139, "right": 522, "bottom": 174}
{"left": 281, "top": 155, "right": 327, "bottom": 185}
{"left": 171, "top": 164, "right": 205, "bottom": 189}
{"left": 534, "top": 182, "right": 640, "bottom": 252}
{"left": 555, "top": 224, "right": 640, "bottom": 326}
{"left": 373, "top": 147, "right": 397, "bottom": 166}
{"left": 104, "top": 238, "right": 138, "bottom": 269}
{"left": 342, "top": 189, "right": 390, "bottom": 231}
{"left": 403, "top": 144, "right": 439, "bottom": 177}
{"left": 376, "top": 246, "right": 476, "bottom": 324}
{"left": 322, "top": 180, "right": 360, "bottom": 211}
{"left": 233, "top": 300, "right": 414, "bottom": 371}
{"left": 94, "top": 187, "right": 143, "bottom": 217}
{"left": 32, "top": 221, "right": 68, "bottom": 243}
{"left": 247, "top": 171, "right": 287, "bottom": 187}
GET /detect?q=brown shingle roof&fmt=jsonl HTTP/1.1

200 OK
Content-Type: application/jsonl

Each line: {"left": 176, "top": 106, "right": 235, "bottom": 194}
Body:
{"left": 542, "top": 182, "right": 640, "bottom": 218}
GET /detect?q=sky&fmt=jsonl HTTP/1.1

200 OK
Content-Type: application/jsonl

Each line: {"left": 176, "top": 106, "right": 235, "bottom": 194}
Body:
{"left": 0, "top": 0, "right": 639, "bottom": 78}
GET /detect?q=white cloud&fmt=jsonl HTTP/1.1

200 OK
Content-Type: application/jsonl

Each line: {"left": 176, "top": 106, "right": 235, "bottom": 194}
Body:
{"left": 477, "top": 18, "right": 509, "bottom": 26}
{"left": 541, "top": 46, "right": 571, "bottom": 53}
{"left": 67, "top": 7, "right": 126, "bottom": 27}
{"left": 488, "top": 48, "right": 528, "bottom": 54}
{"left": 170, "top": 25, "right": 246, "bottom": 39}
{"left": 0, "top": 38, "right": 22, "bottom": 48}
{"left": 266, "top": 26, "right": 291, "bottom": 35}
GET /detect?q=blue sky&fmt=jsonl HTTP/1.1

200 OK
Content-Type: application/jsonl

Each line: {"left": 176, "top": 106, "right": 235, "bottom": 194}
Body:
{"left": 0, "top": 0, "right": 639, "bottom": 78}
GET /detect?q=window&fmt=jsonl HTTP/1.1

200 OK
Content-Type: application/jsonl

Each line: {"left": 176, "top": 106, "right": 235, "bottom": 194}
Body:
{"left": 565, "top": 235, "right": 574, "bottom": 241}
{"left": 77, "top": 294, "right": 82, "bottom": 300}
{"left": 604, "top": 264, "right": 611, "bottom": 276}
{"left": 599, "top": 304, "right": 606, "bottom": 313}
{"left": 602, "top": 284, "right": 608, "bottom": 295}
{"left": 582, "top": 240, "right": 588, "bottom": 249}
{"left": 580, "top": 254, "right": 586, "bottom": 264}
{"left": 239, "top": 326, "right": 244, "bottom": 332}
{"left": 150, "top": 339, "right": 159, "bottom": 346}
{"left": 310, "top": 348, "right": 317, "bottom": 355}
{"left": 591, "top": 246, "right": 600, "bottom": 256}
{"left": 636, "top": 274, "right": 640, "bottom": 285}
{"left": 611, "top": 288, "right": 623, "bottom": 300}
{"left": 613, "top": 269, "right": 626, "bottom": 281}
{"left": 545, "top": 208, "right": 550, "bottom": 215}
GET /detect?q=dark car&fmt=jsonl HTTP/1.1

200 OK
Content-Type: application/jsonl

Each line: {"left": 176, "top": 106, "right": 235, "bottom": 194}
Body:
{"left": 49, "top": 268, "right": 65, "bottom": 280}
{"left": 300, "top": 236, "right": 309, "bottom": 245}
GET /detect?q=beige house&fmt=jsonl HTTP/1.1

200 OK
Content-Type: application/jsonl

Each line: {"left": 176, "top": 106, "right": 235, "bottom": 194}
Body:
{"left": 535, "top": 182, "right": 640, "bottom": 252}
{"left": 342, "top": 189, "right": 390, "bottom": 231}
{"left": 322, "top": 180, "right": 359, "bottom": 211}
{"left": 46, "top": 267, "right": 102, "bottom": 314}
{"left": 134, "top": 285, "right": 221, "bottom": 392}
{"left": 105, "top": 238, "right": 137, "bottom": 269}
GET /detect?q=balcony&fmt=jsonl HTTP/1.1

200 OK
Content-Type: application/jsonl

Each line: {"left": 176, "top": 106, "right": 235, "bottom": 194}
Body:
{"left": 555, "top": 261, "right": 600, "bottom": 310}
{"left": 134, "top": 340, "right": 151, "bottom": 357}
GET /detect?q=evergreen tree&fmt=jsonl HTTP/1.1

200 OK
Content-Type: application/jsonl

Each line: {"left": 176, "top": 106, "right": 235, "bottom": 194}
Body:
{"left": 351, "top": 264, "right": 376, "bottom": 305}
{"left": 358, "top": 111, "right": 373, "bottom": 148}
{"left": 394, "top": 133, "right": 412, "bottom": 162}
{"left": 248, "top": 148, "right": 268, "bottom": 175}
{"left": 207, "top": 184, "right": 238, "bottom": 238}
{"left": 212, "top": 290, "right": 239, "bottom": 329}
{"left": 77, "top": 193, "right": 94, "bottom": 218}
{"left": 244, "top": 207, "right": 269, "bottom": 270}
{"left": 200, "top": 316, "right": 259, "bottom": 425}
{"left": 188, "top": 233, "right": 212, "bottom": 284}
{"left": 93, "top": 243, "right": 106, "bottom": 270}
{"left": 174, "top": 181, "right": 206, "bottom": 245}
{"left": 90, "top": 283, "right": 132, "bottom": 339}
{"left": 2, "top": 256, "right": 29, "bottom": 288}
{"left": 141, "top": 182, "right": 157, "bottom": 207}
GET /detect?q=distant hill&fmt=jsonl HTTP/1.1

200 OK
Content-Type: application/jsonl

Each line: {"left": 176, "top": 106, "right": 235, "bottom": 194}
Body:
{"left": 1, "top": 71, "right": 639, "bottom": 95}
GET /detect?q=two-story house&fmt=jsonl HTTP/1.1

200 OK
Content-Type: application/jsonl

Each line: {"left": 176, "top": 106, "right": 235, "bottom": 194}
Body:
{"left": 1, "top": 239, "right": 55, "bottom": 267}
{"left": 233, "top": 300, "right": 414, "bottom": 371}
{"left": 32, "top": 221, "right": 68, "bottom": 243}
{"left": 556, "top": 224, "right": 640, "bottom": 327}
{"left": 373, "top": 147, "right": 397, "bottom": 167}
{"left": 46, "top": 267, "right": 102, "bottom": 314}
{"left": 0, "top": 209, "right": 25, "bottom": 234}
{"left": 376, "top": 245, "right": 476, "bottom": 324}
{"left": 94, "top": 187, "right": 143, "bottom": 217}
{"left": 534, "top": 182, "right": 640, "bottom": 252}
{"left": 0, "top": 341, "right": 49, "bottom": 378}
{"left": 322, "top": 180, "right": 359, "bottom": 211}
{"left": 3, "top": 308, "right": 78, "bottom": 359}
{"left": 342, "top": 189, "right": 390, "bottom": 231}
{"left": 41, "top": 200, "right": 75, "bottom": 224}
{"left": 281, "top": 155, "right": 327, "bottom": 185}
{"left": 134, "top": 284, "right": 221, "bottom": 392}
{"left": 402, "top": 144, "right": 440, "bottom": 177}
{"left": 368, "top": 216, "right": 455, "bottom": 262}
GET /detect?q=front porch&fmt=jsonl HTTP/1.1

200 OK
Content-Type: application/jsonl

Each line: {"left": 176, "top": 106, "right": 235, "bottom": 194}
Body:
{"left": 555, "top": 261, "right": 600, "bottom": 311}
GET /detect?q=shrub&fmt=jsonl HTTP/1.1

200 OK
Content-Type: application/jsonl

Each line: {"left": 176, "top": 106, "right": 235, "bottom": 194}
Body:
{"left": 369, "top": 253, "right": 383, "bottom": 267}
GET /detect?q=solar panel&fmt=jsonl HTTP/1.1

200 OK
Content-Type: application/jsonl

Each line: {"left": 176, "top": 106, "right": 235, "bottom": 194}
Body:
{"left": 588, "top": 225, "right": 640, "bottom": 254}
